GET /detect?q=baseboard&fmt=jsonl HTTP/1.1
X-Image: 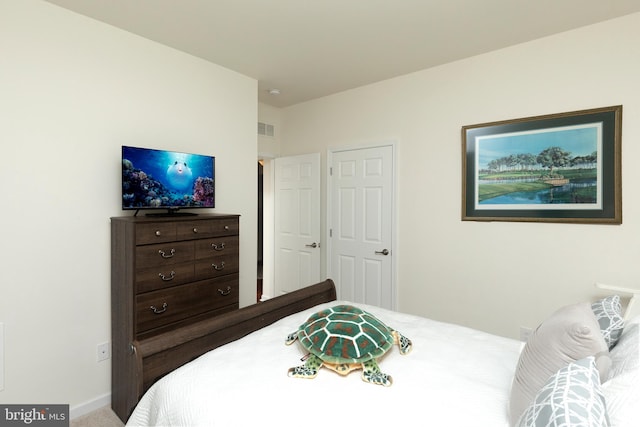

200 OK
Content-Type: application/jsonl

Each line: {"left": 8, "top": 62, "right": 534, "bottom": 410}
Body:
{"left": 69, "top": 393, "right": 111, "bottom": 420}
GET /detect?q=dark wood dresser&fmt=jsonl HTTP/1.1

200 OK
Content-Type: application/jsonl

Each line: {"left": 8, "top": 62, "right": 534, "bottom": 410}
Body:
{"left": 110, "top": 214, "right": 240, "bottom": 422}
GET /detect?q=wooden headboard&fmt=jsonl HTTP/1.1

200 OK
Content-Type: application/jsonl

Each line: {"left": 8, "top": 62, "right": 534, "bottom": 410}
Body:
{"left": 119, "top": 279, "right": 337, "bottom": 420}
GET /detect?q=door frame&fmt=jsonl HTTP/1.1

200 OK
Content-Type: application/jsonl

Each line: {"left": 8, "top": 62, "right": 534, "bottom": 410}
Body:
{"left": 259, "top": 156, "right": 276, "bottom": 301}
{"left": 326, "top": 141, "right": 398, "bottom": 309}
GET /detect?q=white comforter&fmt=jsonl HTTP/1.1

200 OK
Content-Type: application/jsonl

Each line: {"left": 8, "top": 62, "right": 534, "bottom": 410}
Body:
{"left": 127, "top": 301, "right": 523, "bottom": 427}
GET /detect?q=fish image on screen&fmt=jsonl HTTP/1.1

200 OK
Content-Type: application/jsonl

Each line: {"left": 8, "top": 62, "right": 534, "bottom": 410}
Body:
{"left": 166, "top": 160, "right": 194, "bottom": 190}
{"left": 122, "top": 146, "right": 215, "bottom": 214}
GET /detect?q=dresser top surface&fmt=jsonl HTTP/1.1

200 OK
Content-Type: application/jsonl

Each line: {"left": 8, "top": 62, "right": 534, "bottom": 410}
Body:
{"left": 111, "top": 213, "right": 240, "bottom": 223}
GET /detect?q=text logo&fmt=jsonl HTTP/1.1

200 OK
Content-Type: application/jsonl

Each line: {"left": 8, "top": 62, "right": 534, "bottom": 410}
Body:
{"left": 0, "top": 405, "right": 68, "bottom": 427}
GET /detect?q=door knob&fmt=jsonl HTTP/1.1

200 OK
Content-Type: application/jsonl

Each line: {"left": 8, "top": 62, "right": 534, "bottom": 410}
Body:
{"left": 375, "top": 249, "right": 390, "bottom": 256}
{"left": 305, "top": 242, "right": 319, "bottom": 248}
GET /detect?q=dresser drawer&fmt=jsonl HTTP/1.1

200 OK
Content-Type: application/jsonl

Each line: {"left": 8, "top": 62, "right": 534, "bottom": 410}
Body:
{"left": 135, "top": 241, "right": 194, "bottom": 269}
{"left": 177, "top": 218, "right": 239, "bottom": 240}
{"left": 175, "top": 222, "right": 204, "bottom": 240}
{"left": 194, "top": 236, "right": 239, "bottom": 260}
{"left": 136, "top": 262, "right": 195, "bottom": 294}
{"left": 194, "top": 254, "right": 240, "bottom": 281}
{"left": 135, "top": 275, "right": 239, "bottom": 333}
{"left": 135, "top": 222, "right": 177, "bottom": 245}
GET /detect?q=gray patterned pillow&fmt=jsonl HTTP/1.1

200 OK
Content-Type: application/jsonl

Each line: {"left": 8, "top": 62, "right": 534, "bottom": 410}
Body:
{"left": 509, "top": 302, "right": 611, "bottom": 425}
{"left": 592, "top": 295, "right": 624, "bottom": 349}
{"left": 517, "top": 357, "right": 610, "bottom": 427}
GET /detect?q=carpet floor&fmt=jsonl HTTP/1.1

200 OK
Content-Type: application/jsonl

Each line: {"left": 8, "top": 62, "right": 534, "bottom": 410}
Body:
{"left": 70, "top": 406, "right": 124, "bottom": 427}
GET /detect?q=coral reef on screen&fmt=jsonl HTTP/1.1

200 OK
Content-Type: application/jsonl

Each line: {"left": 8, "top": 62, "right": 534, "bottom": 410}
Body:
{"left": 122, "top": 159, "right": 214, "bottom": 208}
{"left": 193, "top": 177, "right": 215, "bottom": 207}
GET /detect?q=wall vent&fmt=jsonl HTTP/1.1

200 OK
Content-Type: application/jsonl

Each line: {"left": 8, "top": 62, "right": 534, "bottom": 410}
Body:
{"left": 258, "top": 122, "right": 275, "bottom": 137}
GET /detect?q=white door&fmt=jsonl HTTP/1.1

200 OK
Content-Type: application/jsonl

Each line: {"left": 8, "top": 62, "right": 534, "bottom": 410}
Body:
{"left": 274, "top": 153, "right": 321, "bottom": 295}
{"left": 328, "top": 145, "right": 395, "bottom": 309}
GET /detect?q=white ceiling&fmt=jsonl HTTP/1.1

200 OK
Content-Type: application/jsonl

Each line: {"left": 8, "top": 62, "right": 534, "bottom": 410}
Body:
{"left": 44, "top": 0, "right": 640, "bottom": 108}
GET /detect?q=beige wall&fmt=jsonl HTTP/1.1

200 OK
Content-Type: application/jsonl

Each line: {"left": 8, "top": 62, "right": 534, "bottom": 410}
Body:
{"left": 0, "top": 0, "right": 257, "bottom": 415}
{"left": 279, "top": 13, "right": 640, "bottom": 339}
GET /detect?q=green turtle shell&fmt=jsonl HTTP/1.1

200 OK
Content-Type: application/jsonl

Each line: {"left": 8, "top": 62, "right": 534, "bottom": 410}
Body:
{"left": 296, "top": 305, "right": 394, "bottom": 364}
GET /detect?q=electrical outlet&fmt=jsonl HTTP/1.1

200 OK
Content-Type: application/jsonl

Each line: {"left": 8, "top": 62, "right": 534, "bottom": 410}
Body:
{"left": 520, "top": 326, "right": 533, "bottom": 342}
{"left": 97, "top": 342, "right": 110, "bottom": 362}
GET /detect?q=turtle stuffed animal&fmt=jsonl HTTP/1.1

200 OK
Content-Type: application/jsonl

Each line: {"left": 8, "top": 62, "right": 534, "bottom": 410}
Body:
{"left": 285, "top": 304, "right": 412, "bottom": 386}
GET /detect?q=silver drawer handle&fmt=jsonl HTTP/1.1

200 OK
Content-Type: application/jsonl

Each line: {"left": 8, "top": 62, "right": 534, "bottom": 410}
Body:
{"left": 211, "top": 242, "right": 226, "bottom": 251}
{"left": 192, "top": 227, "right": 198, "bottom": 233}
{"left": 224, "top": 225, "right": 230, "bottom": 231}
{"left": 218, "top": 286, "right": 232, "bottom": 296}
{"left": 158, "top": 248, "right": 175, "bottom": 258}
{"left": 158, "top": 271, "right": 176, "bottom": 281}
{"left": 155, "top": 230, "right": 162, "bottom": 236}
{"left": 150, "top": 302, "right": 168, "bottom": 314}
{"left": 211, "top": 261, "right": 225, "bottom": 271}
{"left": 375, "top": 249, "right": 390, "bottom": 256}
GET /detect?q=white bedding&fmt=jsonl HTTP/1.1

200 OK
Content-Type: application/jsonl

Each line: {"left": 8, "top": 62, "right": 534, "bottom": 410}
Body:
{"left": 126, "top": 300, "right": 523, "bottom": 427}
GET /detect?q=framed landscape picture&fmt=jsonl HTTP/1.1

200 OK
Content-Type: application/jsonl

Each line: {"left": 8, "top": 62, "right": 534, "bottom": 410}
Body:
{"left": 462, "top": 105, "right": 622, "bottom": 224}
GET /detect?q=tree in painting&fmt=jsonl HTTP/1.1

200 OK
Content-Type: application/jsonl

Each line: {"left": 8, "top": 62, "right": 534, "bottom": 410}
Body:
{"left": 536, "top": 146, "right": 571, "bottom": 177}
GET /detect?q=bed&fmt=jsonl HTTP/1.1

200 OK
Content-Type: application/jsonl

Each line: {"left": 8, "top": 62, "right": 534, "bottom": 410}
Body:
{"left": 125, "top": 279, "right": 640, "bottom": 427}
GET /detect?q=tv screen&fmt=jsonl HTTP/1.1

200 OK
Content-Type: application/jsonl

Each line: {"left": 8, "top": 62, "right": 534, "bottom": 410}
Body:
{"left": 122, "top": 145, "right": 215, "bottom": 213}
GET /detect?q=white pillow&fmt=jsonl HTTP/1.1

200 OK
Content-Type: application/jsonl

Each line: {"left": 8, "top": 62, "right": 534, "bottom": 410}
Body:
{"left": 606, "top": 321, "right": 639, "bottom": 380}
{"left": 602, "top": 316, "right": 640, "bottom": 427}
{"left": 509, "top": 302, "right": 611, "bottom": 426}
{"left": 517, "top": 357, "right": 610, "bottom": 427}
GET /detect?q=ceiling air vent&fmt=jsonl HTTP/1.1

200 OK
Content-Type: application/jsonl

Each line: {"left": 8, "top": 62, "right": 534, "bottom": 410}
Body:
{"left": 258, "top": 122, "right": 275, "bottom": 137}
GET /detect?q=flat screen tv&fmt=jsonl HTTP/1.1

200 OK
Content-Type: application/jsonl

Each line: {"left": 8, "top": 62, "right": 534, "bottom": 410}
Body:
{"left": 122, "top": 145, "right": 215, "bottom": 215}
